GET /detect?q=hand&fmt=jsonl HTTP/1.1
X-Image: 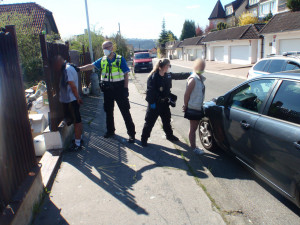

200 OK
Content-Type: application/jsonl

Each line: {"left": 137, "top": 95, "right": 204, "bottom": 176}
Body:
{"left": 77, "top": 98, "right": 83, "bottom": 105}
{"left": 150, "top": 103, "right": 156, "bottom": 109}
{"left": 182, "top": 105, "right": 187, "bottom": 112}
{"left": 123, "top": 87, "right": 129, "bottom": 98}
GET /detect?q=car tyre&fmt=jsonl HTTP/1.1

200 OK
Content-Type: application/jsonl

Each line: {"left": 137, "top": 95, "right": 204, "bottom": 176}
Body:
{"left": 199, "top": 117, "right": 217, "bottom": 151}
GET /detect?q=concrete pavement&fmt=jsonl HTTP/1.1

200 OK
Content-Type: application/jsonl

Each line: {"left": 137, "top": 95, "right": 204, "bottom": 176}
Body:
{"left": 33, "top": 78, "right": 226, "bottom": 225}
{"left": 168, "top": 59, "right": 250, "bottom": 80}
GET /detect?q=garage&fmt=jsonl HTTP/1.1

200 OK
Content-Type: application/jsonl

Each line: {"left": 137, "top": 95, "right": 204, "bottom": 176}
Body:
{"left": 214, "top": 47, "right": 224, "bottom": 62}
{"left": 279, "top": 39, "right": 300, "bottom": 54}
{"left": 230, "top": 45, "right": 250, "bottom": 64}
{"left": 196, "top": 49, "right": 203, "bottom": 59}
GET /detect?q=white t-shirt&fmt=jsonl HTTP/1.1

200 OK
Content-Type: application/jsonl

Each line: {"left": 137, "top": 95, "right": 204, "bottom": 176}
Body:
{"left": 59, "top": 64, "right": 79, "bottom": 103}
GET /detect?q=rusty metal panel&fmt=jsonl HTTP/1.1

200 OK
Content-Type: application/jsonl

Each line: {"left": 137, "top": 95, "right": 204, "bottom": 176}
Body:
{"left": 0, "top": 25, "right": 36, "bottom": 213}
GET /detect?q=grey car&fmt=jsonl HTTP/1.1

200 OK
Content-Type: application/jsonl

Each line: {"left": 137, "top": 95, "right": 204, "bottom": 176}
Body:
{"left": 199, "top": 71, "right": 300, "bottom": 208}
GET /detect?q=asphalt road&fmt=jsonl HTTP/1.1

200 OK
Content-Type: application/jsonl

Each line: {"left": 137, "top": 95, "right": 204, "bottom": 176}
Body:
{"left": 133, "top": 64, "right": 300, "bottom": 224}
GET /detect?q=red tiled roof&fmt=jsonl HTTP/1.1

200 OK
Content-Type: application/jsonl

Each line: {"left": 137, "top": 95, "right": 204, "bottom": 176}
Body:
{"left": 0, "top": 2, "right": 57, "bottom": 34}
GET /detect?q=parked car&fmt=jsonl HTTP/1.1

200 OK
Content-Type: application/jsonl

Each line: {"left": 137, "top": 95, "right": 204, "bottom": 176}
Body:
{"left": 199, "top": 72, "right": 300, "bottom": 208}
{"left": 247, "top": 54, "right": 300, "bottom": 80}
{"left": 133, "top": 52, "right": 153, "bottom": 73}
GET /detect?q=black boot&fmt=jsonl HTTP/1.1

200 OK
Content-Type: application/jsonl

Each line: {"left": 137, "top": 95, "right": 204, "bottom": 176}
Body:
{"left": 128, "top": 135, "right": 135, "bottom": 143}
{"left": 166, "top": 135, "right": 179, "bottom": 142}
{"left": 141, "top": 138, "right": 148, "bottom": 147}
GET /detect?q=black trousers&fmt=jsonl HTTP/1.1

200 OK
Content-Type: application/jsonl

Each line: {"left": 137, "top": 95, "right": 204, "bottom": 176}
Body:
{"left": 103, "top": 87, "right": 135, "bottom": 136}
{"left": 141, "top": 102, "right": 173, "bottom": 140}
{"left": 63, "top": 100, "right": 81, "bottom": 124}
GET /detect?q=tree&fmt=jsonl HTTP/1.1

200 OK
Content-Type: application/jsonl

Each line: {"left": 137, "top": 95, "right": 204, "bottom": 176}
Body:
{"left": 287, "top": 0, "right": 300, "bottom": 11}
{"left": 195, "top": 25, "right": 204, "bottom": 36}
{"left": 167, "top": 30, "right": 177, "bottom": 41}
{"left": 263, "top": 12, "right": 273, "bottom": 22}
{"left": 110, "top": 33, "right": 130, "bottom": 60}
{"left": 0, "top": 10, "right": 43, "bottom": 85}
{"left": 180, "top": 20, "right": 196, "bottom": 40}
{"left": 204, "top": 22, "right": 215, "bottom": 34}
{"left": 217, "top": 22, "right": 228, "bottom": 30}
{"left": 158, "top": 18, "right": 169, "bottom": 57}
{"left": 238, "top": 12, "right": 259, "bottom": 26}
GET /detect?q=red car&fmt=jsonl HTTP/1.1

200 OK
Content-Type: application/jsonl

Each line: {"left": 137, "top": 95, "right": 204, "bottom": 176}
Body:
{"left": 133, "top": 52, "right": 153, "bottom": 73}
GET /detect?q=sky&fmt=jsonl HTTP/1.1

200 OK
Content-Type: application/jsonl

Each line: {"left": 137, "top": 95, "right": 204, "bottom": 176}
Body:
{"left": 4, "top": 0, "right": 234, "bottom": 40}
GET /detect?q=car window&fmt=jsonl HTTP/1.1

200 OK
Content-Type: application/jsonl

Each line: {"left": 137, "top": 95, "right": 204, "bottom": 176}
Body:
{"left": 284, "top": 61, "right": 300, "bottom": 71}
{"left": 268, "top": 59, "right": 286, "bottom": 73}
{"left": 135, "top": 53, "right": 150, "bottom": 59}
{"left": 253, "top": 60, "right": 268, "bottom": 71}
{"left": 228, "top": 79, "right": 275, "bottom": 113}
{"left": 268, "top": 81, "right": 300, "bottom": 124}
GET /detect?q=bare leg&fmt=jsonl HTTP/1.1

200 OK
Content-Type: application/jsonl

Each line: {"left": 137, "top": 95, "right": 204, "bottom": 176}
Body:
{"left": 189, "top": 120, "right": 200, "bottom": 149}
{"left": 74, "top": 122, "right": 82, "bottom": 140}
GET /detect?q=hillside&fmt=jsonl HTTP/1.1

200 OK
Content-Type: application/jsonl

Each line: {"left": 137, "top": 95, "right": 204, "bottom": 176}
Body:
{"left": 126, "top": 38, "right": 156, "bottom": 50}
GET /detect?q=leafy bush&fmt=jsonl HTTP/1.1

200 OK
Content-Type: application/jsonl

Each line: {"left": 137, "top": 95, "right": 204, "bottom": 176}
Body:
{"left": 217, "top": 22, "right": 228, "bottom": 30}
{"left": 287, "top": 0, "right": 300, "bottom": 11}
{"left": 263, "top": 12, "right": 273, "bottom": 22}
{"left": 0, "top": 11, "right": 43, "bottom": 84}
{"left": 238, "top": 12, "right": 259, "bottom": 26}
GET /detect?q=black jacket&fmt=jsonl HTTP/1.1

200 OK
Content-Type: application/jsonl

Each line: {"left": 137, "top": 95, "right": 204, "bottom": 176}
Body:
{"left": 145, "top": 72, "right": 190, "bottom": 104}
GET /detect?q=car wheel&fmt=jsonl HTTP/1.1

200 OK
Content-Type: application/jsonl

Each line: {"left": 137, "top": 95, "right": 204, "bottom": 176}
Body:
{"left": 199, "top": 118, "right": 217, "bottom": 151}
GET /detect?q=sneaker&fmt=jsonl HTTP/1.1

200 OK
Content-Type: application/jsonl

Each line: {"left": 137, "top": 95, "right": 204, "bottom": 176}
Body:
{"left": 166, "top": 135, "right": 179, "bottom": 142}
{"left": 193, "top": 147, "right": 205, "bottom": 155}
{"left": 69, "top": 143, "right": 82, "bottom": 152}
{"left": 141, "top": 139, "right": 148, "bottom": 147}
{"left": 104, "top": 132, "right": 115, "bottom": 138}
{"left": 128, "top": 136, "right": 135, "bottom": 143}
{"left": 72, "top": 139, "right": 84, "bottom": 146}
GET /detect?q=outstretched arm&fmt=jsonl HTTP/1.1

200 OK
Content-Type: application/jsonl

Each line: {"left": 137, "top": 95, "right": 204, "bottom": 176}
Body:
{"left": 170, "top": 72, "right": 191, "bottom": 80}
{"left": 78, "top": 64, "right": 95, "bottom": 72}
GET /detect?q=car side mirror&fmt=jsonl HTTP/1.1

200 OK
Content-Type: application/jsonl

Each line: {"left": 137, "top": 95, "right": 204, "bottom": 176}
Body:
{"left": 216, "top": 96, "right": 225, "bottom": 106}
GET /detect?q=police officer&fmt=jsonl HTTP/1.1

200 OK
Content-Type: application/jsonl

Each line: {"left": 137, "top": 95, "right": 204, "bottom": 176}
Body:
{"left": 79, "top": 41, "right": 136, "bottom": 143}
{"left": 141, "top": 58, "right": 190, "bottom": 147}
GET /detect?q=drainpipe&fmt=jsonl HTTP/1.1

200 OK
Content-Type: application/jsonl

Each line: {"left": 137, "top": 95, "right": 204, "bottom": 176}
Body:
{"left": 260, "top": 35, "right": 264, "bottom": 59}
{"left": 204, "top": 44, "right": 207, "bottom": 60}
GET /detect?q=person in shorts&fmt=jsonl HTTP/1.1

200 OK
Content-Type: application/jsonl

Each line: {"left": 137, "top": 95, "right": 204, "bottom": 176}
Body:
{"left": 183, "top": 59, "right": 206, "bottom": 155}
{"left": 55, "top": 55, "right": 83, "bottom": 151}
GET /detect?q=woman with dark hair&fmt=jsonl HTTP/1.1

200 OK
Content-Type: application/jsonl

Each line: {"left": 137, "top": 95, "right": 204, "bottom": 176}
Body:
{"left": 141, "top": 58, "right": 184, "bottom": 147}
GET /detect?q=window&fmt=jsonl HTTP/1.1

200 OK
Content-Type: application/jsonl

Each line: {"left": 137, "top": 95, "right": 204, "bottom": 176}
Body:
{"left": 226, "top": 6, "right": 233, "bottom": 15}
{"left": 134, "top": 53, "right": 150, "bottom": 59}
{"left": 254, "top": 60, "right": 269, "bottom": 71}
{"left": 284, "top": 62, "right": 300, "bottom": 71}
{"left": 229, "top": 79, "right": 275, "bottom": 113}
{"left": 259, "top": 0, "right": 276, "bottom": 16}
{"left": 268, "top": 59, "right": 286, "bottom": 73}
{"left": 268, "top": 81, "right": 300, "bottom": 124}
{"left": 249, "top": 0, "right": 259, "bottom": 6}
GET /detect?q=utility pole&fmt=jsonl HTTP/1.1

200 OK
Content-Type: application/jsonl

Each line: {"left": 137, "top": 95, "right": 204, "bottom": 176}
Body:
{"left": 84, "top": 0, "right": 94, "bottom": 62}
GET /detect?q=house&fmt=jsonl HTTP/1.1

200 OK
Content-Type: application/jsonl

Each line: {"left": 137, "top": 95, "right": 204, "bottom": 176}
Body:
{"left": 209, "top": 0, "right": 248, "bottom": 28}
{"left": 181, "top": 36, "right": 205, "bottom": 61}
{"left": 203, "top": 24, "right": 265, "bottom": 64}
{"left": 258, "top": 0, "right": 289, "bottom": 19}
{"left": 260, "top": 10, "right": 300, "bottom": 56}
{"left": 0, "top": 3, "right": 59, "bottom": 35}
{"left": 166, "top": 41, "right": 184, "bottom": 60}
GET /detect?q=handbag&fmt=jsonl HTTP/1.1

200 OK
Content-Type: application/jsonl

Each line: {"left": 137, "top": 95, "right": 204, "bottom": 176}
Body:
{"left": 184, "top": 107, "right": 204, "bottom": 120}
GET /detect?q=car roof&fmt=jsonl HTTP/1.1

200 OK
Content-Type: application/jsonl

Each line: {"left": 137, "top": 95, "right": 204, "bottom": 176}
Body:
{"left": 254, "top": 70, "right": 300, "bottom": 80}
{"left": 259, "top": 56, "right": 300, "bottom": 62}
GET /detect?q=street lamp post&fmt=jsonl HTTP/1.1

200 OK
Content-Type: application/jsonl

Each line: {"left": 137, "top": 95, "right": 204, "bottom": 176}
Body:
{"left": 84, "top": 0, "right": 94, "bottom": 62}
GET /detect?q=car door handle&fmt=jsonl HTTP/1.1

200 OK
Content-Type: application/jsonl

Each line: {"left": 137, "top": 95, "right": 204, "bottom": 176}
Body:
{"left": 293, "top": 142, "right": 300, "bottom": 150}
{"left": 240, "top": 120, "right": 250, "bottom": 129}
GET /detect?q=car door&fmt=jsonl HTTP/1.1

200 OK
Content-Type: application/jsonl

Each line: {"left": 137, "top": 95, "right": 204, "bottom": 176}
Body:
{"left": 252, "top": 80, "right": 300, "bottom": 198}
{"left": 223, "top": 79, "right": 276, "bottom": 163}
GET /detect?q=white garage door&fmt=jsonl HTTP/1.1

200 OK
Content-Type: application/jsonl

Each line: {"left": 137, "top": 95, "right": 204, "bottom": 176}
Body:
{"left": 214, "top": 47, "right": 224, "bottom": 62}
{"left": 196, "top": 49, "right": 203, "bottom": 59}
{"left": 279, "top": 39, "right": 300, "bottom": 54}
{"left": 230, "top": 45, "right": 249, "bottom": 65}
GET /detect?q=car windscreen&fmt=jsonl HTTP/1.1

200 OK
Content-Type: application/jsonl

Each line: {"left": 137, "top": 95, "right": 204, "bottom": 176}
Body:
{"left": 135, "top": 53, "right": 150, "bottom": 59}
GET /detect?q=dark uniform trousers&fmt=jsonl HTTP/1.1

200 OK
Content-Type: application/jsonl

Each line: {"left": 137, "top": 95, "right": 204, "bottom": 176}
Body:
{"left": 141, "top": 102, "right": 173, "bottom": 140}
{"left": 103, "top": 85, "right": 135, "bottom": 136}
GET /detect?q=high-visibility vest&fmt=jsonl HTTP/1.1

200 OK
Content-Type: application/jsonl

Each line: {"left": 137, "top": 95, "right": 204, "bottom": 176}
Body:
{"left": 100, "top": 54, "right": 124, "bottom": 82}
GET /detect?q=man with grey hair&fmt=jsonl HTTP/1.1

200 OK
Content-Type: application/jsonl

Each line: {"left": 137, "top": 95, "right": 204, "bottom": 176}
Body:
{"left": 79, "top": 41, "right": 136, "bottom": 143}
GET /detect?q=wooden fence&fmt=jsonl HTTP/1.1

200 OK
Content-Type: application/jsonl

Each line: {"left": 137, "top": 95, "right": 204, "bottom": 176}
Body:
{"left": 0, "top": 26, "right": 36, "bottom": 213}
